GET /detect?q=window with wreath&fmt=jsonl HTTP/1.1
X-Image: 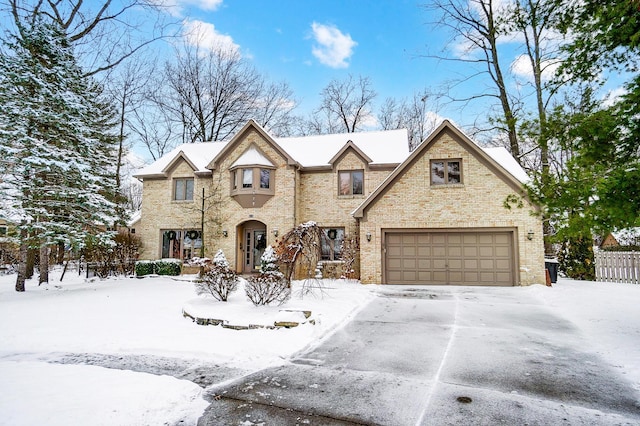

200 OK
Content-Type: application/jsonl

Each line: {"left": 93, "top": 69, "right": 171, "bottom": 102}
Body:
{"left": 338, "top": 170, "right": 364, "bottom": 196}
{"left": 173, "top": 178, "right": 194, "bottom": 201}
{"left": 321, "top": 228, "right": 345, "bottom": 260}
{"left": 430, "top": 159, "right": 462, "bottom": 185}
{"left": 161, "top": 229, "right": 202, "bottom": 260}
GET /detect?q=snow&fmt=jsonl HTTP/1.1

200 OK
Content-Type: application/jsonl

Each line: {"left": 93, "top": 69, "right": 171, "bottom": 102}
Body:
{"left": 133, "top": 142, "right": 228, "bottom": 178}
{"left": 277, "top": 128, "right": 410, "bottom": 167}
{"left": 1, "top": 271, "right": 638, "bottom": 424}
{"left": 0, "top": 270, "right": 373, "bottom": 425}
{"left": 483, "top": 146, "right": 530, "bottom": 183}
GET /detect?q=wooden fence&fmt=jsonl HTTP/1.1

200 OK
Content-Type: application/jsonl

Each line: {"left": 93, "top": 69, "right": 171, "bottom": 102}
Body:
{"left": 595, "top": 251, "right": 640, "bottom": 284}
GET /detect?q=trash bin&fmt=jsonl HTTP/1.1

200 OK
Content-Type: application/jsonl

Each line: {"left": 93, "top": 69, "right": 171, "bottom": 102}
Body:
{"left": 545, "top": 258, "right": 559, "bottom": 283}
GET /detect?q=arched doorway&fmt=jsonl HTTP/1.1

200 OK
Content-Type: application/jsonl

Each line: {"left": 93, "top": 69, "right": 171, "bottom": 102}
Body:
{"left": 237, "top": 220, "right": 267, "bottom": 274}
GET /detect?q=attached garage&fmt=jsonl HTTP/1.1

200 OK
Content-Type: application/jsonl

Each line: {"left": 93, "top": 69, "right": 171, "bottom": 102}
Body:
{"left": 384, "top": 229, "right": 517, "bottom": 286}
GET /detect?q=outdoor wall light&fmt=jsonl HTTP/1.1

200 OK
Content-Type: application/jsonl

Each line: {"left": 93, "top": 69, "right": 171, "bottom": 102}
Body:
{"left": 366, "top": 232, "right": 372, "bottom": 242}
{"left": 222, "top": 230, "right": 228, "bottom": 238}
{"left": 527, "top": 230, "right": 534, "bottom": 240}
{"left": 273, "top": 228, "right": 279, "bottom": 237}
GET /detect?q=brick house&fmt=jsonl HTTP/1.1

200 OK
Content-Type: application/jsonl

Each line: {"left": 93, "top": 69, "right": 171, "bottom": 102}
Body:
{"left": 134, "top": 119, "right": 545, "bottom": 285}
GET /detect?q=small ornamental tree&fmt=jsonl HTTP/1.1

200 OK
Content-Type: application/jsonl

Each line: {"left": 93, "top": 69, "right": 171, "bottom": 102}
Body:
{"left": 195, "top": 250, "right": 238, "bottom": 301}
{"left": 245, "top": 246, "right": 290, "bottom": 306}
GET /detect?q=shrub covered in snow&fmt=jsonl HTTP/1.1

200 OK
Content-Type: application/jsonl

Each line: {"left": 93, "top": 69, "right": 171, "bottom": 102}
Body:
{"left": 135, "top": 258, "right": 182, "bottom": 277}
{"left": 195, "top": 250, "right": 238, "bottom": 302}
{"left": 245, "top": 246, "right": 290, "bottom": 306}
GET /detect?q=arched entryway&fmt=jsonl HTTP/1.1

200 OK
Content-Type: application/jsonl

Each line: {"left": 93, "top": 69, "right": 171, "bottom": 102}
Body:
{"left": 237, "top": 220, "right": 267, "bottom": 274}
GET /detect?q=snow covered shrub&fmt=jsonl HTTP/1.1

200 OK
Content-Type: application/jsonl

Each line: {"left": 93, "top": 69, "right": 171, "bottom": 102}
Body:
{"left": 245, "top": 246, "right": 290, "bottom": 306}
{"left": 195, "top": 250, "right": 238, "bottom": 301}
{"left": 135, "top": 261, "right": 155, "bottom": 276}
{"left": 155, "top": 259, "right": 182, "bottom": 276}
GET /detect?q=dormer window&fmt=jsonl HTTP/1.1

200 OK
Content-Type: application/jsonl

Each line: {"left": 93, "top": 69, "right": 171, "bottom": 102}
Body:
{"left": 173, "top": 178, "right": 194, "bottom": 201}
{"left": 338, "top": 170, "right": 364, "bottom": 196}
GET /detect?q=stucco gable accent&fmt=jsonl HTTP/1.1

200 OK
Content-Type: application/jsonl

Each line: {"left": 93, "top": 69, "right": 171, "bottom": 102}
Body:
{"left": 329, "top": 141, "right": 373, "bottom": 169}
{"left": 206, "top": 119, "right": 298, "bottom": 170}
{"left": 230, "top": 145, "right": 276, "bottom": 169}
{"left": 352, "top": 120, "right": 528, "bottom": 218}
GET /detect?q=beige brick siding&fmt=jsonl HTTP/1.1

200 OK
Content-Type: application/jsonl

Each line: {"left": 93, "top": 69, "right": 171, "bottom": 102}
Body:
{"left": 139, "top": 123, "right": 544, "bottom": 285}
{"left": 358, "top": 131, "right": 545, "bottom": 285}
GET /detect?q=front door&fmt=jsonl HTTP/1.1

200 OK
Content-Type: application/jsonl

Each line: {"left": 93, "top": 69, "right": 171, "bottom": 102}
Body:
{"left": 244, "top": 228, "right": 267, "bottom": 273}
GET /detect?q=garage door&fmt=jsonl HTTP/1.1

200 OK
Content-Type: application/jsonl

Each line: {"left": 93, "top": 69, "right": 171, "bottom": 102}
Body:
{"left": 384, "top": 231, "right": 515, "bottom": 286}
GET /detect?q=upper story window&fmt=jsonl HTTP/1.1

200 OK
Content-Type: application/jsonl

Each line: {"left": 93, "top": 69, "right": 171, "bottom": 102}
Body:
{"left": 233, "top": 167, "right": 273, "bottom": 192}
{"left": 431, "top": 159, "right": 462, "bottom": 185}
{"left": 230, "top": 166, "right": 275, "bottom": 208}
{"left": 339, "top": 170, "right": 364, "bottom": 196}
{"left": 174, "top": 178, "right": 194, "bottom": 201}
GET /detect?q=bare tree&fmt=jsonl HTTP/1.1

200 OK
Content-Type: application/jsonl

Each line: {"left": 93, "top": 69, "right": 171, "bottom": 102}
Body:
{"left": 315, "top": 74, "right": 377, "bottom": 133}
{"left": 6, "top": 0, "right": 177, "bottom": 77}
{"left": 155, "top": 42, "right": 297, "bottom": 144}
{"left": 378, "top": 89, "right": 442, "bottom": 150}
{"left": 425, "top": 0, "right": 522, "bottom": 163}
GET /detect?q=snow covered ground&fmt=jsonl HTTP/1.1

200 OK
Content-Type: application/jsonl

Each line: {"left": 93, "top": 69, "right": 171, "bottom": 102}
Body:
{"left": 0, "top": 270, "right": 638, "bottom": 425}
{"left": 0, "top": 270, "right": 374, "bottom": 425}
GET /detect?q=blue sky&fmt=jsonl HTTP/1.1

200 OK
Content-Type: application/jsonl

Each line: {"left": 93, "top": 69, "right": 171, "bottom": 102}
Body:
{"left": 164, "top": 0, "right": 459, "bottom": 121}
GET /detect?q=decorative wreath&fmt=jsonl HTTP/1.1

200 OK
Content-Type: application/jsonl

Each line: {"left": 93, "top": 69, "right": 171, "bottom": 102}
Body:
{"left": 187, "top": 230, "right": 199, "bottom": 240}
{"left": 166, "top": 230, "right": 176, "bottom": 240}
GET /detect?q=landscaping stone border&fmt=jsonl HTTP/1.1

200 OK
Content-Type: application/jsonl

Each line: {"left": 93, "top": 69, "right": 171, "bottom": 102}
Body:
{"left": 182, "top": 308, "right": 314, "bottom": 330}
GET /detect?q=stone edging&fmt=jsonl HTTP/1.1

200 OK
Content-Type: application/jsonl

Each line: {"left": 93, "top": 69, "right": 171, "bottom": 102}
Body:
{"left": 182, "top": 309, "right": 314, "bottom": 330}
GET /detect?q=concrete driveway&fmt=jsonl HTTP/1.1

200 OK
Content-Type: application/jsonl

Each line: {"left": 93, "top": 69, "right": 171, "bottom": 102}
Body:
{"left": 198, "top": 286, "right": 640, "bottom": 425}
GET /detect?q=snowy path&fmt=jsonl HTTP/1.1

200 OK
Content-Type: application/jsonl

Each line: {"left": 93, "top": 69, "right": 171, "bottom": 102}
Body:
{"left": 199, "top": 286, "right": 640, "bottom": 425}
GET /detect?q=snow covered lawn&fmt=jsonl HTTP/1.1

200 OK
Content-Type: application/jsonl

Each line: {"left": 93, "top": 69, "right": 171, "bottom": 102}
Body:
{"left": 1, "top": 271, "right": 639, "bottom": 425}
{"left": 0, "top": 270, "right": 374, "bottom": 425}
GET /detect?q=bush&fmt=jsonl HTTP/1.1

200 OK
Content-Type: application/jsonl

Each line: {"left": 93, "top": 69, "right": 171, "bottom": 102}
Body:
{"left": 245, "top": 246, "right": 290, "bottom": 306}
{"left": 135, "top": 259, "right": 182, "bottom": 277}
{"left": 83, "top": 230, "right": 141, "bottom": 277}
{"left": 195, "top": 250, "right": 238, "bottom": 301}
{"left": 558, "top": 237, "right": 595, "bottom": 280}
{"left": 155, "top": 259, "right": 182, "bottom": 276}
{"left": 135, "top": 261, "right": 155, "bottom": 276}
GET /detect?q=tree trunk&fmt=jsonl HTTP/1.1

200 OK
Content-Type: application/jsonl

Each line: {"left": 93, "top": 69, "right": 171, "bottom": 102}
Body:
{"left": 16, "top": 227, "right": 27, "bottom": 292}
{"left": 25, "top": 247, "right": 35, "bottom": 279}
{"left": 39, "top": 244, "right": 49, "bottom": 285}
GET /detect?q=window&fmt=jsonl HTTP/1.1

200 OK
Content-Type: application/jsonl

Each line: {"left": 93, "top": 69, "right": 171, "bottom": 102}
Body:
{"left": 321, "top": 228, "right": 345, "bottom": 260}
{"left": 174, "top": 178, "right": 194, "bottom": 201}
{"left": 230, "top": 166, "right": 275, "bottom": 208}
{"left": 0, "top": 226, "right": 6, "bottom": 236}
{"left": 339, "top": 170, "right": 364, "bottom": 196}
{"left": 242, "top": 169, "right": 253, "bottom": 188}
{"left": 431, "top": 160, "right": 462, "bottom": 185}
{"left": 260, "top": 169, "right": 270, "bottom": 189}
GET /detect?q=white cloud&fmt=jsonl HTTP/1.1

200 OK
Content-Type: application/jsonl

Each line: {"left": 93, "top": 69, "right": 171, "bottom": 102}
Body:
{"left": 310, "top": 22, "right": 357, "bottom": 68}
{"left": 183, "top": 19, "right": 239, "bottom": 54}
{"left": 603, "top": 87, "right": 627, "bottom": 108}
{"left": 153, "top": 0, "right": 223, "bottom": 17}
{"left": 510, "top": 54, "right": 560, "bottom": 82}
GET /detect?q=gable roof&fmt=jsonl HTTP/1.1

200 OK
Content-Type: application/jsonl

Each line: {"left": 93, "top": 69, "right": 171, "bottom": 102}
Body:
{"left": 134, "top": 142, "right": 228, "bottom": 179}
{"left": 277, "top": 128, "right": 409, "bottom": 169}
{"left": 207, "top": 120, "right": 297, "bottom": 170}
{"left": 352, "top": 120, "right": 530, "bottom": 218}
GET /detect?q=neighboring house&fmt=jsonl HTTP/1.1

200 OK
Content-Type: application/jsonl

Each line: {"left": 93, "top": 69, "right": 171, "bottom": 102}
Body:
{"left": 134, "top": 119, "right": 545, "bottom": 286}
{"left": 600, "top": 228, "right": 640, "bottom": 249}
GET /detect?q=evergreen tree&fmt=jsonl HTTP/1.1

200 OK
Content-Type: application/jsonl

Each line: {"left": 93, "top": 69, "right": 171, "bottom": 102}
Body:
{"left": 0, "top": 18, "right": 122, "bottom": 290}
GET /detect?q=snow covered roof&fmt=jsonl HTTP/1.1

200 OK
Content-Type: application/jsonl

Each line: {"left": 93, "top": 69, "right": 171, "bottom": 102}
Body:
{"left": 611, "top": 228, "right": 640, "bottom": 246}
{"left": 230, "top": 146, "right": 275, "bottom": 168}
{"left": 133, "top": 121, "right": 528, "bottom": 186}
{"left": 134, "top": 142, "right": 228, "bottom": 179}
{"left": 482, "top": 147, "right": 530, "bottom": 183}
{"left": 277, "top": 128, "right": 410, "bottom": 168}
